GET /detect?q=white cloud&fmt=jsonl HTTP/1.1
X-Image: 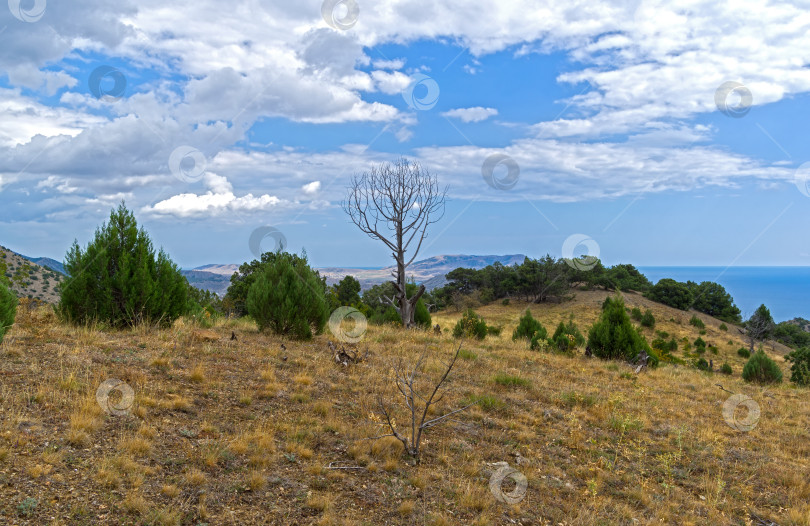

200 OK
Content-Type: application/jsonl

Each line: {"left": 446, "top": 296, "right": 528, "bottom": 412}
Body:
{"left": 2, "top": 0, "right": 810, "bottom": 218}
{"left": 36, "top": 176, "right": 78, "bottom": 194}
{"left": 370, "top": 70, "right": 412, "bottom": 94}
{"left": 0, "top": 89, "right": 104, "bottom": 147}
{"left": 302, "top": 181, "right": 321, "bottom": 194}
{"left": 441, "top": 106, "right": 498, "bottom": 123}
{"left": 372, "top": 58, "right": 405, "bottom": 70}
{"left": 143, "top": 172, "right": 286, "bottom": 217}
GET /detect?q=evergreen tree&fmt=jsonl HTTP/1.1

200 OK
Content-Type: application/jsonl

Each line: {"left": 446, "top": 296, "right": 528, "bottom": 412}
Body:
{"left": 512, "top": 309, "right": 546, "bottom": 342}
{"left": 246, "top": 252, "right": 329, "bottom": 339}
{"left": 549, "top": 315, "right": 585, "bottom": 353}
{"left": 742, "top": 350, "right": 782, "bottom": 384}
{"left": 413, "top": 296, "right": 432, "bottom": 328}
{"left": 57, "top": 202, "right": 188, "bottom": 328}
{"left": 0, "top": 281, "right": 17, "bottom": 344}
{"left": 744, "top": 304, "right": 775, "bottom": 352}
{"left": 334, "top": 275, "right": 362, "bottom": 306}
{"left": 688, "top": 281, "right": 741, "bottom": 323}
{"left": 785, "top": 347, "right": 810, "bottom": 386}
{"left": 225, "top": 251, "right": 312, "bottom": 317}
{"left": 452, "top": 309, "right": 489, "bottom": 340}
{"left": 587, "top": 295, "right": 651, "bottom": 361}
{"left": 645, "top": 278, "right": 693, "bottom": 310}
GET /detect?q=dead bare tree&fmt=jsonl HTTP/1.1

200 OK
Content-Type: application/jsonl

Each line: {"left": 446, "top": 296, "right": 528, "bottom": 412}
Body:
{"left": 742, "top": 304, "right": 775, "bottom": 352}
{"left": 343, "top": 158, "right": 447, "bottom": 328}
{"left": 372, "top": 344, "right": 471, "bottom": 463}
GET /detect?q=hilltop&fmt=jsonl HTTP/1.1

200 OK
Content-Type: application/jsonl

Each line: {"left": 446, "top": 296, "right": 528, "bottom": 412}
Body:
{"left": 0, "top": 245, "right": 65, "bottom": 304}
{"left": 0, "top": 290, "right": 805, "bottom": 525}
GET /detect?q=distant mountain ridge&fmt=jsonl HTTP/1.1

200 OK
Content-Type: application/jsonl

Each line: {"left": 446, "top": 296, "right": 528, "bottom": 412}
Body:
{"left": 184, "top": 254, "right": 527, "bottom": 294}
{"left": 180, "top": 270, "right": 232, "bottom": 297}
{"left": 194, "top": 264, "right": 241, "bottom": 276}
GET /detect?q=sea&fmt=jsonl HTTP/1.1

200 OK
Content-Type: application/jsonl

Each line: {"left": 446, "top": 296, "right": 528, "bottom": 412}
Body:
{"left": 638, "top": 267, "right": 809, "bottom": 323}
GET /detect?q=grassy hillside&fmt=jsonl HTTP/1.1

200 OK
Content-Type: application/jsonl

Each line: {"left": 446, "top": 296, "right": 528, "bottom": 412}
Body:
{"left": 0, "top": 245, "right": 64, "bottom": 304}
{"left": 0, "top": 292, "right": 807, "bottom": 525}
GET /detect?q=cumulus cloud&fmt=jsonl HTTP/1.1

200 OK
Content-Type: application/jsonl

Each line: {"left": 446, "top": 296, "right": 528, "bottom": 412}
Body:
{"left": 441, "top": 107, "right": 498, "bottom": 123}
{"left": 2, "top": 0, "right": 810, "bottom": 222}
{"left": 302, "top": 181, "right": 321, "bottom": 194}
{"left": 144, "top": 172, "right": 286, "bottom": 217}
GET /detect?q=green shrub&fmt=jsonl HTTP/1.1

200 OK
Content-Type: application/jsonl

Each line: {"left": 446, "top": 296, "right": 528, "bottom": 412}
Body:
{"left": 720, "top": 363, "right": 733, "bottom": 375}
{"left": 742, "top": 351, "right": 783, "bottom": 384}
{"left": 453, "top": 309, "right": 488, "bottom": 340}
{"left": 737, "top": 347, "right": 751, "bottom": 359}
{"left": 529, "top": 332, "right": 547, "bottom": 351}
{"left": 0, "top": 282, "right": 17, "bottom": 344}
{"left": 225, "top": 251, "right": 312, "bottom": 318}
{"left": 486, "top": 325, "right": 502, "bottom": 336}
{"left": 413, "top": 297, "right": 432, "bottom": 329}
{"left": 785, "top": 347, "right": 810, "bottom": 386}
{"left": 501, "top": 298, "right": 510, "bottom": 306}
{"left": 512, "top": 309, "right": 546, "bottom": 342}
{"left": 461, "top": 393, "right": 504, "bottom": 412}
{"left": 693, "top": 337, "right": 706, "bottom": 353}
{"left": 560, "top": 391, "right": 598, "bottom": 408}
{"left": 246, "top": 252, "right": 329, "bottom": 339}
{"left": 719, "top": 323, "right": 728, "bottom": 331}
{"left": 479, "top": 287, "right": 495, "bottom": 304}
{"left": 57, "top": 202, "right": 188, "bottom": 328}
{"left": 689, "top": 315, "right": 705, "bottom": 329}
{"left": 549, "top": 316, "right": 585, "bottom": 354}
{"left": 587, "top": 295, "right": 651, "bottom": 362}
{"left": 640, "top": 309, "right": 655, "bottom": 328}
{"left": 493, "top": 373, "right": 531, "bottom": 388}
{"left": 695, "top": 358, "right": 710, "bottom": 371}
{"left": 370, "top": 305, "right": 402, "bottom": 325}
{"left": 186, "top": 285, "right": 222, "bottom": 328}
{"left": 458, "top": 348, "right": 478, "bottom": 361}
{"left": 630, "top": 307, "right": 642, "bottom": 321}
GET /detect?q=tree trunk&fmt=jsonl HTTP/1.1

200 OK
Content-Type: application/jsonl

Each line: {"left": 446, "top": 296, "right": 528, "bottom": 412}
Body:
{"left": 393, "top": 250, "right": 425, "bottom": 328}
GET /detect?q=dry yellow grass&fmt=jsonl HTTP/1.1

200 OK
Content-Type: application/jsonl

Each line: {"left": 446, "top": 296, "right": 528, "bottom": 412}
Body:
{"left": 0, "top": 293, "right": 807, "bottom": 525}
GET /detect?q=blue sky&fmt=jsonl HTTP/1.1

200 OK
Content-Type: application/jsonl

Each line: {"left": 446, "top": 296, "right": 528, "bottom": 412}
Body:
{"left": 1, "top": 0, "right": 809, "bottom": 269}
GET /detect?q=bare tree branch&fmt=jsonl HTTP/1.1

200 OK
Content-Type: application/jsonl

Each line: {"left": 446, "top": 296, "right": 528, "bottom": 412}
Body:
{"left": 371, "top": 344, "right": 468, "bottom": 462}
{"left": 343, "top": 158, "right": 447, "bottom": 327}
